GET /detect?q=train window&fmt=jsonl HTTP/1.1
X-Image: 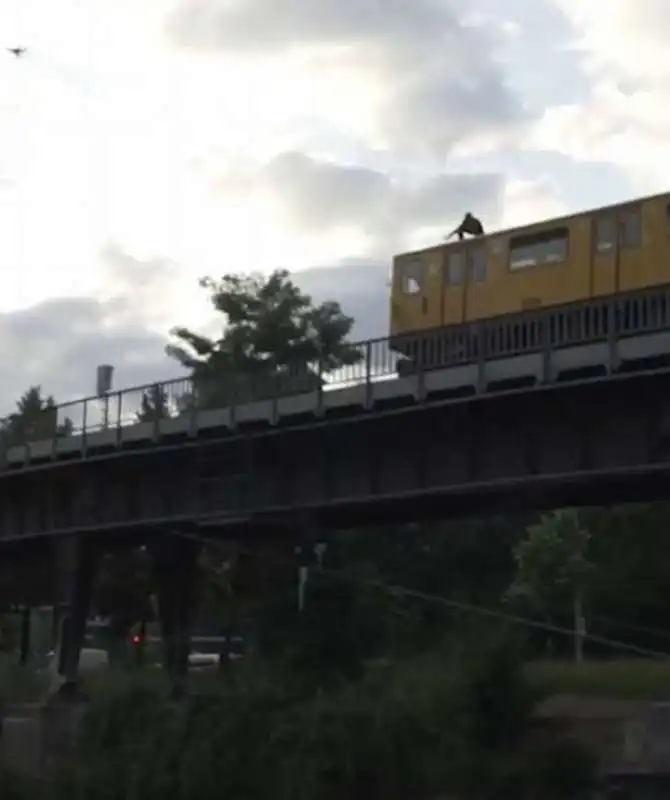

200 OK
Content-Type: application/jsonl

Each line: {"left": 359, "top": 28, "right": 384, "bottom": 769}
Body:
{"left": 470, "top": 247, "right": 487, "bottom": 282}
{"left": 446, "top": 251, "right": 465, "bottom": 285}
{"left": 619, "top": 209, "right": 642, "bottom": 248}
{"left": 400, "top": 259, "right": 424, "bottom": 294}
{"left": 509, "top": 227, "right": 569, "bottom": 270}
{"left": 595, "top": 217, "right": 615, "bottom": 253}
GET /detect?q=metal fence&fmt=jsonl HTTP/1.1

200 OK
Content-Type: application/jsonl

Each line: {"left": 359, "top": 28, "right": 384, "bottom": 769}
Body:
{"left": 4, "top": 284, "right": 670, "bottom": 443}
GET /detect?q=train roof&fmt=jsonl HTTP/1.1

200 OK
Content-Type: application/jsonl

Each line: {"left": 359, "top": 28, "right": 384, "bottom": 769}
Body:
{"left": 395, "top": 189, "right": 670, "bottom": 261}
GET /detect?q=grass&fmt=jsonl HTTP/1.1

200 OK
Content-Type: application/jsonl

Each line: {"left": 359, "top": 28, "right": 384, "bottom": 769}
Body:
{"left": 0, "top": 654, "right": 669, "bottom": 711}
{"left": 0, "top": 657, "right": 50, "bottom": 706}
{"left": 526, "top": 658, "right": 670, "bottom": 701}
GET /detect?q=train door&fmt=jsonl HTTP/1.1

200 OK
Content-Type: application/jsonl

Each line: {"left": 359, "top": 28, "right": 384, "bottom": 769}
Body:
{"left": 395, "top": 254, "right": 442, "bottom": 334}
{"left": 591, "top": 214, "right": 617, "bottom": 297}
{"left": 442, "top": 245, "right": 467, "bottom": 326}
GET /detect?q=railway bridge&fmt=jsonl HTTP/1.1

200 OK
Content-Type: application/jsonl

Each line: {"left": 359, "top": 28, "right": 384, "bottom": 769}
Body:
{"left": 4, "top": 284, "right": 670, "bottom": 686}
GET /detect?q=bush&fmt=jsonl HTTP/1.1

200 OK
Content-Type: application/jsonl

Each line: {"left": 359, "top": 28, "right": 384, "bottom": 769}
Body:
{"left": 19, "top": 637, "right": 597, "bottom": 799}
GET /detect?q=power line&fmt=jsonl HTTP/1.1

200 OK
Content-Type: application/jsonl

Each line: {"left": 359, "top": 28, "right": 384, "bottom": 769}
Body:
{"left": 589, "top": 613, "right": 670, "bottom": 645}
{"left": 166, "top": 529, "right": 670, "bottom": 661}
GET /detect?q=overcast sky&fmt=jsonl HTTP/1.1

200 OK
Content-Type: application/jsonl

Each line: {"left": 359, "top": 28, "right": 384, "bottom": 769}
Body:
{"left": 0, "top": 0, "right": 664, "bottom": 413}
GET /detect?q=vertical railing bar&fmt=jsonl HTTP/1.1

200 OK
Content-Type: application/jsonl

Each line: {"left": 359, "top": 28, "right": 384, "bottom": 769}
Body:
{"left": 364, "top": 340, "right": 372, "bottom": 410}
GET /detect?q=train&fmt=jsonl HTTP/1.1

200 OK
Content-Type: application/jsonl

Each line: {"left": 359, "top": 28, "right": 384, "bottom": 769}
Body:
{"left": 389, "top": 190, "right": 670, "bottom": 366}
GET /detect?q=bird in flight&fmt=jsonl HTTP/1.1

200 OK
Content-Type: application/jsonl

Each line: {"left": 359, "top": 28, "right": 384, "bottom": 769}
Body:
{"left": 7, "top": 47, "right": 26, "bottom": 57}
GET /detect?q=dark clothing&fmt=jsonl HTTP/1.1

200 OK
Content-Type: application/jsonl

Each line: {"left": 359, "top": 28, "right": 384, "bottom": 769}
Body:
{"left": 455, "top": 213, "right": 484, "bottom": 239}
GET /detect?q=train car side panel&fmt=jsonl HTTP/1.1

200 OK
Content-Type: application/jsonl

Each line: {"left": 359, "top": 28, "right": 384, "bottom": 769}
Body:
{"left": 491, "top": 216, "right": 590, "bottom": 315}
{"left": 590, "top": 212, "right": 617, "bottom": 297}
{"left": 389, "top": 254, "right": 422, "bottom": 337}
{"left": 389, "top": 191, "right": 670, "bottom": 345}
{"left": 390, "top": 248, "right": 443, "bottom": 335}
{"left": 644, "top": 194, "right": 670, "bottom": 286}
{"left": 421, "top": 248, "right": 445, "bottom": 328}
{"left": 617, "top": 202, "right": 647, "bottom": 292}
{"left": 618, "top": 195, "right": 670, "bottom": 292}
{"left": 442, "top": 244, "right": 466, "bottom": 326}
{"left": 463, "top": 238, "right": 502, "bottom": 322}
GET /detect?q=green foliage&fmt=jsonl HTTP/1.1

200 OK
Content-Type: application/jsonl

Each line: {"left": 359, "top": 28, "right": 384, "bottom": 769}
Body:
{"left": 94, "top": 549, "right": 154, "bottom": 659}
{"left": 260, "top": 569, "right": 388, "bottom": 688}
{"left": 0, "top": 613, "right": 19, "bottom": 652}
{"left": 166, "top": 270, "right": 362, "bottom": 408}
{"left": 1, "top": 386, "right": 73, "bottom": 448}
{"left": 321, "top": 518, "right": 523, "bottom": 657}
{"left": 32, "top": 638, "right": 595, "bottom": 800}
{"left": 456, "top": 634, "right": 539, "bottom": 751}
{"left": 136, "top": 384, "right": 172, "bottom": 422}
{"left": 527, "top": 659, "right": 670, "bottom": 700}
{"left": 507, "top": 508, "right": 596, "bottom": 613}
{"left": 0, "top": 655, "right": 50, "bottom": 707}
{"left": 585, "top": 503, "right": 670, "bottom": 648}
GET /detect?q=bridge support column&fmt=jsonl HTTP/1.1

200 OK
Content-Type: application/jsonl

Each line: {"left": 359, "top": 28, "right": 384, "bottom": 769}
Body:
{"left": 54, "top": 535, "right": 98, "bottom": 694}
{"left": 151, "top": 534, "right": 199, "bottom": 694}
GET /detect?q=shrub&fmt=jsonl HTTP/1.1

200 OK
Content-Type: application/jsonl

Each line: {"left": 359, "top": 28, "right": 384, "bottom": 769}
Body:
{"left": 23, "top": 636, "right": 597, "bottom": 799}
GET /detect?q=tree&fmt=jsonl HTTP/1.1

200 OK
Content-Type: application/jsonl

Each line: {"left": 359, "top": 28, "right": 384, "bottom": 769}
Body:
{"left": 136, "top": 384, "right": 173, "bottom": 423}
{"left": 580, "top": 503, "right": 670, "bottom": 654}
{"left": 507, "top": 509, "right": 596, "bottom": 663}
{"left": 1, "top": 386, "right": 73, "bottom": 449}
{"left": 332, "top": 516, "right": 524, "bottom": 656}
{"left": 166, "top": 270, "right": 363, "bottom": 409}
{"left": 94, "top": 548, "right": 155, "bottom": 663}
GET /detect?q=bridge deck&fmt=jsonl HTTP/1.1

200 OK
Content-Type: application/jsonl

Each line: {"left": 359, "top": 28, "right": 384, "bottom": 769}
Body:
{"left": 4, "top": 326, "right": 669, "bottom": 467}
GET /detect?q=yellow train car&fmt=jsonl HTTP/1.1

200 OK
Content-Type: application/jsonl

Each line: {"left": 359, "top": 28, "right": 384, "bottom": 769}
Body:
{"left": 389, "top": 191, "right": 670, "bottom": 353}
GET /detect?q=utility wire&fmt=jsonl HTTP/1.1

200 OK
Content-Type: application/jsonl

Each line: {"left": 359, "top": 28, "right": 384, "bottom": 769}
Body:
{"left": 589, "top": 613, "right": 670, "bottom": 645}
{"left": 166, "top": 528, "right": 670, "bottom": 662}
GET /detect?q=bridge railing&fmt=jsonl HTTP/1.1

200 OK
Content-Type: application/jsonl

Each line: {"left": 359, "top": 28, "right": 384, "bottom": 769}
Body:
{"left": 3, "top": 284, "right": 670, "bottom": 446}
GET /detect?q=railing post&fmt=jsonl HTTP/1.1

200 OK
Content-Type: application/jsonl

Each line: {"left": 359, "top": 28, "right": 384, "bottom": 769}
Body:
{"left": 50, "top": 407, "right": 58, "bottom": 461}
{"left": 152, "top": 384, "right": 161, "bottom": 442}
{"left": 415, "top": 333, "right": 426, "bottom": 403}
{"left": 607, "top": 296, "right": 620, "bottom": 375}
{"left": 271, "top": 364, "right": 279, "bottom": 425}
{"left": 364, "top": 340, "right": 373, "bottom": 410}
{"left": 0, "top": 424, "right": 6, "bottom": 470}
{"left": 229, "top": 375, "right": 238, "bottom": 431}
{"left": 316, "top": 351, "right": 324, "bottom": 417}
{"left": 541, "top": 313, "right": 552, "bottom": 384}
{"left": 21, "top": 421, "right": 30, "bottom": 466}
{"left": 115, "top": 391, "right": 123, "bottom": 448}
{"left": 476, "top": 321, "right": 486, "bottom": 394}
{"left": 81, "top": 399, "right": 88, "bottom": 457}
{"left": 188, "top": 378, "right": 198, "bottom": 438}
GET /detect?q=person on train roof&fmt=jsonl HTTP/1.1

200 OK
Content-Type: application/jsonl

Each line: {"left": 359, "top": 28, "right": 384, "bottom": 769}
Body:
{"left": 446, "top": 212, "right": 484, "bottom": 241}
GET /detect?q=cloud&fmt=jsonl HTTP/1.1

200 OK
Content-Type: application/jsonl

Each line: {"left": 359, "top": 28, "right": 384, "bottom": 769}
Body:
{"left": 217, "top": 151, "right": 505, "bottom": 253}
{"left": 0, "top": 297, "right": 179, "bottom": 420}
{"left": 528, "top": 2, "right": 670, "bottom": 191}
{"left": 296, "top": 258, "right": 389, "bottom": 341}
{"left": 554, "top": 1, "right": 670, "bottom": 83}
{"left": 500, "top": 177, "right": 566, "bottom": 228}
{"left": 167, "top": 0, "right": 529, "bottom": 156}
{"left": 0, "top": 244, "right": 203, "bottom": 418}
{"left": 0, "top": 168, "right": 565, "bottom": 422}
{"left": 0, "top": 240, "right": 390, "bottom": 419}
{"left": 97, "top": 243, "right": 208, "bottom": 332}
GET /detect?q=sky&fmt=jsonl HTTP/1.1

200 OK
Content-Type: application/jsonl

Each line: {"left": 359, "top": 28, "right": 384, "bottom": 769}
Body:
{"left": 0, "top": 0, "right": 666, "bottom": 416}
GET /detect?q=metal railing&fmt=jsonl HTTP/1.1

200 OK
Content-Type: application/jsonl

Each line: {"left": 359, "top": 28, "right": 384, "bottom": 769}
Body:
{"left": 2, "top": 284, "right": 670, "bottom": 448}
